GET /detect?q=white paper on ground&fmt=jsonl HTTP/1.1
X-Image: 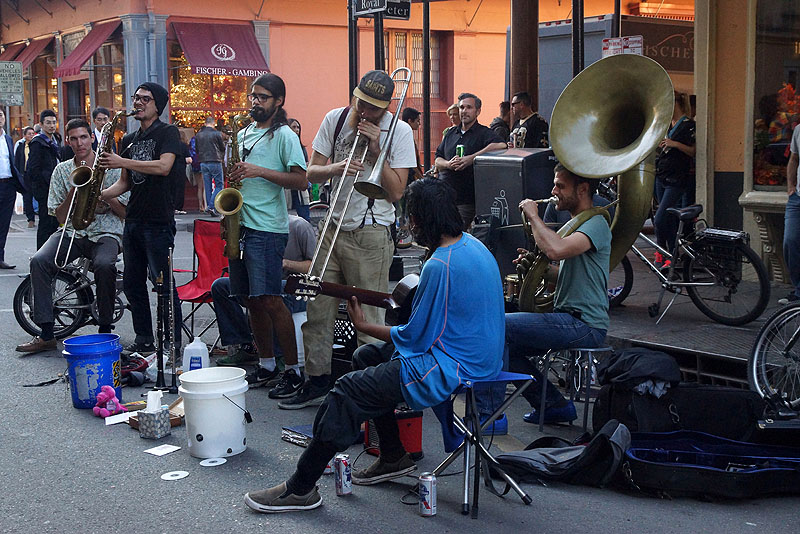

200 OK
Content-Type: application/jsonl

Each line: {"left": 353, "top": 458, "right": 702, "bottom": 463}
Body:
{"left": 104, "top": 412, "right": 134, "bottom": 425}
{"left": 144, "top": 444, "right": 181, "bottom": 456}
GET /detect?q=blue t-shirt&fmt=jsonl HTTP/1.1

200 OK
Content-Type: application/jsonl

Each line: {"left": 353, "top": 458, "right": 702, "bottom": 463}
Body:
{"left": 237, "top": 124, "right": 307, "bottom": 233}
{"left": 554, "top": 213, "right": 611, "bottom": 331}
{"left": 390, "top": 233, "right": 505, "bottom": 411}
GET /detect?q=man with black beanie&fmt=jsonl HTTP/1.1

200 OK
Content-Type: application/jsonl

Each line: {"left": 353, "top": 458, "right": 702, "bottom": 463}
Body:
{"left": 99, "top": 82, "right": 183, "bottom": 355}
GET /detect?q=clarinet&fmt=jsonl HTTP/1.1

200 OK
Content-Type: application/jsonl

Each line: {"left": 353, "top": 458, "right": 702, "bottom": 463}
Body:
{"left": 166, "top": 247, "right": 178, "bottom": 394}
{"left": 152, "top": 272, "right": 168, "bottom": 391}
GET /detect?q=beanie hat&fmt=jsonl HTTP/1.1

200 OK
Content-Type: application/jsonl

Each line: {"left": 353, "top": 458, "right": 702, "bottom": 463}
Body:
{"left": 136, "top": 82, "right": 169, "bottom": 115}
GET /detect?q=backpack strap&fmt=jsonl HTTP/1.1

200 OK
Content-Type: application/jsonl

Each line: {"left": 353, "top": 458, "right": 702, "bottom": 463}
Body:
{"left": 330, "top": 105, "right": 351, "bottom": 161}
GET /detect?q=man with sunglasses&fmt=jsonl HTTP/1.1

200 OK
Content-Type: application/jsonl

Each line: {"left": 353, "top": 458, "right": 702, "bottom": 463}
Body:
{"left": 224, "top": 73, "right": 309, "bottom": 399}
{"left": 99, "top": 82, "right": 183, "bottom": 355}
{"left": 278, "top": 70, "right": 417, "bottom": 410}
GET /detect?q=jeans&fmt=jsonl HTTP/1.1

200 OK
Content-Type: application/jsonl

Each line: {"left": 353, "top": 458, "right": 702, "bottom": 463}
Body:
{"left": 201, "top": 162, "right": 224, "bottom": 210}
{"left": 287, "top": 355, "right": 405, "bottom": 495}
{"left": 33, "top": 188, "right": 59, "bottom": 250}
{"left": 0, "top": 180, "right": 15, "bottom": 261}
{"left": 122, "top": 220, "right": 182, "bottom": 347}
{"left": 654, "top": 178, "right": 688, "bottom": 252}
{"left": 784, "top": 192, "right": 800, "bottom": 298}
{"left": 32, "top": 233, "right": 119, "bottom": 327}
{"left": 504, "top": 312, "right": 606, "bottom": 409}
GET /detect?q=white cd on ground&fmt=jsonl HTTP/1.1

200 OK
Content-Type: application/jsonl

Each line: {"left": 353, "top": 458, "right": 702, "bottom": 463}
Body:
{"left": 199, "top": 457, "right": 227, "bottom": 467}
{"left": 161, "top": 470, "right": 189, "bottom": 481}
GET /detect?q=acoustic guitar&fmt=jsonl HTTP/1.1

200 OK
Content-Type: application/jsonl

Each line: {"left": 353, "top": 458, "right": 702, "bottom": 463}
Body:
{"left": 284, "top": 273, "right": 419, "bottom": 326}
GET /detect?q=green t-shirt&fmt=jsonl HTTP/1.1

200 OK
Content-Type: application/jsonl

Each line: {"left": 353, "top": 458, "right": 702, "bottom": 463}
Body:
{"left": 237, "top": 124, "right": 307, "bottom": 233}
{"left": 553, "top": 213, "right": 611, "bottom": 331}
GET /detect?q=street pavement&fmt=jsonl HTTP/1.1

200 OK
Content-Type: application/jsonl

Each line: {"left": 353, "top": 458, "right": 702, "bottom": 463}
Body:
{"left": 1, "top": 212, "right": 798, "bottom": 534}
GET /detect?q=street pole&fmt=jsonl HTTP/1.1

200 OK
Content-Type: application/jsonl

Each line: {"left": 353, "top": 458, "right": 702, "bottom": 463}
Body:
{"left": 572, "top": 0, "right": 584, "bottom": 77}
{"left": 510, "top": 0, "right": 539, "bottom": 110}
{"left": 422, "top": 0, "right": 431, "bottom": 169}
{"left": 348, "top": 0, "right": 359, "bottom": 96}
{"left": 612, "top": 0, "right": 621, "bottom": 38}
{"left": 373, "top": 11, "right": 384, "bottom": 70}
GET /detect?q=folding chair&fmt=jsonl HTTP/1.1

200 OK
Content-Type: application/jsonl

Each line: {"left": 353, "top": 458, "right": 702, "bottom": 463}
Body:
{"left": 175, "top": 218, "right": 228, "bottom": 342}
{"left": 431, "top": 371, "right": 535, "bottom": 518}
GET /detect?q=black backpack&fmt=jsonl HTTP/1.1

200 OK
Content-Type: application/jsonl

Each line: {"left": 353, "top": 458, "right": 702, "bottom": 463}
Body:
{"left": 492, "top": 420, "right": 630, "bottom": 487}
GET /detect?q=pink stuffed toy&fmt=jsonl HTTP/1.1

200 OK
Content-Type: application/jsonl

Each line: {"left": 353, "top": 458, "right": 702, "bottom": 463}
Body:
{"left": 93, "top": 385, "right": 127, "bottom": 418}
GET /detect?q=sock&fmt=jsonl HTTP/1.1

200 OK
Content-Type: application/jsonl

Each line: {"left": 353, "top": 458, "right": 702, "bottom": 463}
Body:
{"left": 287, "top": 364, "right": 301, "bottom": 377}
{"left": 40, "top": 322, "right": 54, "bottom": 341}
{"left": 260, "top": 357, "right": 276, "bottom": 372}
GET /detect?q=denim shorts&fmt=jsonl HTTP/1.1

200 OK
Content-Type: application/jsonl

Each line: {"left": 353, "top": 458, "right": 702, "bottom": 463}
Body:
{"left": 228, "top": 227, "right": 287, "bottom": 298}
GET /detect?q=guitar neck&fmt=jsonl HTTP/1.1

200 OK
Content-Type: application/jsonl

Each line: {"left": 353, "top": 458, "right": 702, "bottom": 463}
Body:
{"left": 318, "top": 281, "right": 395, "bottom": 310}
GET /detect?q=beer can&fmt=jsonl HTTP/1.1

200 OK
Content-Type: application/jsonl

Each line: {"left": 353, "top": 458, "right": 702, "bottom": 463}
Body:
{"left": 418, "top": 472, "right": 437, "bottom": 516}
{"left": 455, "top": 144, "right": 465, "bottom": 158}
{"left": 334, "top": 454, "right": 352, "bottom": 496}
{"left": 323, "top": 462, "right": 333, "bottom": 475}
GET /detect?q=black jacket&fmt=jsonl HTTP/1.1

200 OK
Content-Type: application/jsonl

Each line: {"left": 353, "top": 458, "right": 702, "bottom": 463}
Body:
{"left": 26, "top": 133, "right": 60, "bottom": 199}
{"left": 194, "top": 126, "right": 225, "bottom": 163}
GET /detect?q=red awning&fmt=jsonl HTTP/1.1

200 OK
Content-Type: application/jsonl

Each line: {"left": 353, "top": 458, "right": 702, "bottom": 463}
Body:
{"left": 172, "top": 21, "right": 269, "bottom": 76}
{"left": 15, "top": 35, "right": 54, "bottom": 70}
{"left": 0, "top": 42, "right": 26, "bottom": 61}
{"left": 54, "top": 19, "right": 121, "bottom": 78}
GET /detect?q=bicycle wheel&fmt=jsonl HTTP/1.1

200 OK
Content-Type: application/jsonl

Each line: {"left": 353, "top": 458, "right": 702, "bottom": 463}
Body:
{"left": 608, "top": 255, "right": 633, "bottom": 308}
{"left": 748, "top": 302, "right": 800, "bottom": 408}
{"left": 308, "top": 202, "right": 329, "bottom": 232}
{"left": 13, "top": 271, "right": 91, "bottom": 339}
{"left": 683, "top": 241, "right": 770, "bottom": 326}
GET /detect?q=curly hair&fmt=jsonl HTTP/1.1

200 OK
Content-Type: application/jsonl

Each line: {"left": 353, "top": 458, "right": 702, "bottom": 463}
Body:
{"left": 404, "top": 177, "right": 463, "bottom": 256}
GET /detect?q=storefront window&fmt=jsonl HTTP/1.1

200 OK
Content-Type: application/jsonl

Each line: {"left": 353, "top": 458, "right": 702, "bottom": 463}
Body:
{"left": 30, "top": 56, "right": 58, "bottom": 117}
{"left": 168, "top": 43, "right": 250, "bottom": 130}
{"left": 93, "top": 42, "right": 126, "bottom": 113}
{"left": 753, "top": 1, "right": 800, "bottom": 190}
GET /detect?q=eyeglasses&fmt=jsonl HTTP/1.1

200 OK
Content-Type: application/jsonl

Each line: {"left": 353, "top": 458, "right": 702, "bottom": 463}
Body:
{"left": 248, "top": 93, "right": 275, "bottom": 103}
{"left": 131, "top": 94, "right": 153, "bottom": 104}
{"left": 511, "top": 101, "right": 522, "bottom": 106}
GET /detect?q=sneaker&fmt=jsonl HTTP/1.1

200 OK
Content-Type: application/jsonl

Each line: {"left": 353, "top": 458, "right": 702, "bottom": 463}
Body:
{"left": 352, "top": 453, "right": 417, "bottom": 485}
{"left": 522, "top": 401, "right": 578, "bottom": 425}
{"left": 246, "top": 367, "right": 281, "bottom": 388}
{"left": 268, "top": 370, "right": 304, "bottom": 399}
{"left": 123, "top": 342, "right": 155, "bottom": 355}
{"left": 481, "top": 413, "right": 508, "bottom": 436}
{"left": 245, "top": 481, "right": 322, "bottom": 513}
{"left": 216, "top": 348, "right": 259, "bottom": 366}
{"left": 277, "top": 381, "right": 329, "bottom": 410}
{"left": 778, "top": 293, "right": 800, "bottom": 306}
{"left": 15, "top": 336, "right": 57, "bottom": 354}
{"left": 27, "top": 220, "right": 35, "bottom": 228}
{"left": 654, "top": 251, "right": 665, "bottom": 268}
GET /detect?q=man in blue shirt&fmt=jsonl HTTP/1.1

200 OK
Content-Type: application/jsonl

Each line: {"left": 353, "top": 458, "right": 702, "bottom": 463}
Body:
{"left": 244, "top": 177, "right": 505, "bottom": 513}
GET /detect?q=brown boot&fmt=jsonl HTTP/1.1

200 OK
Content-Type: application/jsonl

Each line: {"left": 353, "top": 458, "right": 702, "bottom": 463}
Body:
{"left": 16, "top": 336, "right": 58, "bottom": 354}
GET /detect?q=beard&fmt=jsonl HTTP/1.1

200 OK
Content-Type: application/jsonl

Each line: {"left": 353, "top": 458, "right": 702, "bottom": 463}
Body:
{"left": 250, "top": 105, "right": 276, "bottom": 123}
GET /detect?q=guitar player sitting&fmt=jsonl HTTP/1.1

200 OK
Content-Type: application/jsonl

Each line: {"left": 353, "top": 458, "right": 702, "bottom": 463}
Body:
{"left": 244, "top": 177, "right": 505, "bottom": 513}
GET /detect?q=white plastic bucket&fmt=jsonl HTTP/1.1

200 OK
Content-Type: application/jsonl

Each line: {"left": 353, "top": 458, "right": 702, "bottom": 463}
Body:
{"left": 178, "top": 367, "right": 249, "bottom": 458}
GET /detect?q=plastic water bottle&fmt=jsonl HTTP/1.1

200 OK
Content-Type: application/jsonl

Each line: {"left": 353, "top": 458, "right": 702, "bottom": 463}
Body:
{"left": 183, "top": 337, "right": 209, "bottom": 372}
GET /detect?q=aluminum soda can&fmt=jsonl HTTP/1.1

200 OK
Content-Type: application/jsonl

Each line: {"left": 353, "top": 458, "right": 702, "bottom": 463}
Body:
{"left": 334, "top": 454, "right": 352, "bottom": 496}
{"left": 455, "top": 144, "right": 465, "bottom": 158}
{"left": 418, "top": 472, "right": 437, "bottom": 516}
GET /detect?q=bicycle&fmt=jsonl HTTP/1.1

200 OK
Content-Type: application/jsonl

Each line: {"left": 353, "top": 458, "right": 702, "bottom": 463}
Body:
{"left": 13, "top": 257, "right": 126, "bottom": 339}
{"left": 749, "top": 302, "right": 800, "bottom": 409}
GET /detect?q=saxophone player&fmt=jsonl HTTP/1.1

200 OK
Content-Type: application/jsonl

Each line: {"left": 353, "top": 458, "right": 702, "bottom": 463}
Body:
{"left": 16, "top": 119, "right": 127, "bottom": 354}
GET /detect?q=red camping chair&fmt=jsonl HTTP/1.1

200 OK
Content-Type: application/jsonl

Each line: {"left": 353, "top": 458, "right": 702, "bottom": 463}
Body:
{"left": 176, "top": 218, "right": 228, "bottom": 341}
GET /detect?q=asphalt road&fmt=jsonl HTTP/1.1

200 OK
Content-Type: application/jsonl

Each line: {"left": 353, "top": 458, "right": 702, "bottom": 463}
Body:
{"left": 0, "top": 213, "right": 798, "bottom": 534}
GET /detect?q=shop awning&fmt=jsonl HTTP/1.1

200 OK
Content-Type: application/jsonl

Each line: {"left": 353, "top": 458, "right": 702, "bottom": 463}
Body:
{"left": 54, "top": 19, "right": 121, "bottom": 78}
{"left": 15, "top": 35, "right": 54, "bottom": 70}
{"left": 172, "top": 21, "right": 269, "bottom": 76}
{"left": 0, "top": 42, "right": 26, "bottom": 61}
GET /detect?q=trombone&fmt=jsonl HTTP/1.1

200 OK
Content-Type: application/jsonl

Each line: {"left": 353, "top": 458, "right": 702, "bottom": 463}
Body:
{"left": 54, "top": 162, "right": 93, "bottom": 269}
{"left": 307, "top": 67, "right": 412, "bottom": 281}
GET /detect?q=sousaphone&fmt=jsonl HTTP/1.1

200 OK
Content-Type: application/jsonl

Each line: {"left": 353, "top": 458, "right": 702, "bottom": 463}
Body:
{"left": 516, "top": 53, "right": 674, "bottom": 312}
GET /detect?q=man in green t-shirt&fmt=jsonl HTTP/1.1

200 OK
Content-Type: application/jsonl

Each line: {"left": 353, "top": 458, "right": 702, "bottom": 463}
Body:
{"left": 226, "top": 73, "right": 308, "bottom": 399}
{"left": 501, "top": 163, "right": 611, "bottom": 425}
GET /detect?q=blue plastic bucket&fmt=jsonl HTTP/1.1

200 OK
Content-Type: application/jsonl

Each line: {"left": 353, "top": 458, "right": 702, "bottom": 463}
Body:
{"left": 62, "top": 334, "right": 123, "bottom": 409}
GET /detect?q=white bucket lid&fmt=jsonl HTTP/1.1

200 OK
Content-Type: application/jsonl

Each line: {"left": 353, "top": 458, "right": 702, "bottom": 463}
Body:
{"left": 179, "top": 367, "right": 246, "bottom": 393}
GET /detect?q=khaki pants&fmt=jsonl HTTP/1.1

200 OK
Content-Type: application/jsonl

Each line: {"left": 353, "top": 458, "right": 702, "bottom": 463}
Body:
{"left": 302, "top": 223, "right": 394, "bottom": 377}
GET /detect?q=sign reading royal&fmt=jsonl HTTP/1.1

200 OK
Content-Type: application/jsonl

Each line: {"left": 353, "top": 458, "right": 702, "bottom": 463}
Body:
{"left": 353, "top": 0, "right": 387, "bottom": 17}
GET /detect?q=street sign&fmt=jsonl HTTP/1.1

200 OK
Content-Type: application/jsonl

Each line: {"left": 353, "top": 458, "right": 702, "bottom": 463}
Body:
{"left": 385, "top": 1, "right": 411, "bottom": 20}
{"left": 0, "top": 61, "right": 23, "bottom": 106}
{"left": 353, "top": 0, "right": 387, "bottom": 18}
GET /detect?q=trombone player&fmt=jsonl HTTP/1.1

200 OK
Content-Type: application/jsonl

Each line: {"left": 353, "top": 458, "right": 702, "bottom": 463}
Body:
{"left": 16, "top": 118, "right": 127, "bottom": 354}
{"left": 279, "top": 70, "right": 417, "bottom": 409}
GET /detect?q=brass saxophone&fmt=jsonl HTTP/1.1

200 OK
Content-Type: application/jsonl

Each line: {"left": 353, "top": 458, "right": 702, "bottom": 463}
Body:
{"left": 215, "top": 114, "right": 248, "bottom": 259}
{"left": 71, "top": 110, "right": 133, "bottom": 230}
